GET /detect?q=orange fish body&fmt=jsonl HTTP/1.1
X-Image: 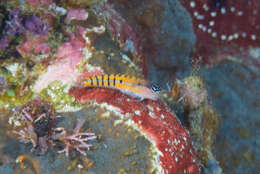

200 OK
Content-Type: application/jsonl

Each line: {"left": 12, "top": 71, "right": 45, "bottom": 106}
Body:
{"left": 82, "top": 74, "right": 160, "bottom": 100}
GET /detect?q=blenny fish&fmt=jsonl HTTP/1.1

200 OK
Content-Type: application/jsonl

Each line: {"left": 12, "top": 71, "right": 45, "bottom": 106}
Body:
{"left": 81, "top": 74, "right": 161, "bottom": 100}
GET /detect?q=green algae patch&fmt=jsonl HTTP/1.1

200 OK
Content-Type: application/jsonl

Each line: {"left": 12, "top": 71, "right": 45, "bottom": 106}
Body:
{"left": 39, "top": 81, "right": 83, "bottom": 112}
{"left": 0, "top": 86, "right": 34, "bottom": 108}
{"left": 0, "top": 63, "right": 34, "bottom": 108}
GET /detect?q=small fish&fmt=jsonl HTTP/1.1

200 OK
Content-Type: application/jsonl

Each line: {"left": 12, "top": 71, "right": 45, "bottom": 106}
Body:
{"left": 82, "top": 74, "right": 161, "bottom": 100}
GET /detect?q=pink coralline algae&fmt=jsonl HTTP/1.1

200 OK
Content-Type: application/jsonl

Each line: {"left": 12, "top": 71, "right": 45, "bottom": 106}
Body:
{"left": 181, "top": 0, "right": 260, "bottom": 68}
{"left": 16, "top": 32, "right": 50, "bottom": 57}
{"left": 26, "top": 0, "right": 53, "bottom": 6}
{"left": 32, "top": 34, "right": 83, "bottom": 92}
{"left": 32, "top": 27, "right": 102, "bottom": 92}
{"left": 17, "top": 15, "right": 50, "bottom": 57}
{"left": 32, "top": 23, "right": 105, "bottom": 92}
{"left": 65, "top": 9, "right": 88, "bottom": 23}
{"left": 69, "top": 87, "right": 201, "bottom": 174}
{"left": 0, "top": 10, "right": 50, "bottom": 55}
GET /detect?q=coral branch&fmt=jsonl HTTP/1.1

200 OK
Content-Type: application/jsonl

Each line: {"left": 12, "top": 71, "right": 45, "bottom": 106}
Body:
{"left": 13, "top": 124, "right": 37, "bottom": 148}
{"left": 52, "top": 119, "right": 96, "bottom": 156}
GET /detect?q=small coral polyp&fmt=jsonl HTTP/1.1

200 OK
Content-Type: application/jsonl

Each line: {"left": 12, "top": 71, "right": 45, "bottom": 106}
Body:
{"left": 172, "top": 76, "right": 208, "bottom": 109}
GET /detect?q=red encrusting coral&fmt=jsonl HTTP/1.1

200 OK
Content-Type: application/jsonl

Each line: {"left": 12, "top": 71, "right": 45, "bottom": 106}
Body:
{"left": 69, "top": 87, "right": 201, "bottom": 174}
{"left": 181, "top": 0, "right": 260, "bottom": 69}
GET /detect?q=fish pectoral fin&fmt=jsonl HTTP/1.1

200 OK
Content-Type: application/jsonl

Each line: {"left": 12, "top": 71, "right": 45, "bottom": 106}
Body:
{"left": 136, "top": 96, "right": 144, "bottom": 102}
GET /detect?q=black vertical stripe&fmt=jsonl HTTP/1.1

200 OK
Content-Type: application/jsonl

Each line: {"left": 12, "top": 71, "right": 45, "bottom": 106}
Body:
{"left": 101, "top": 75, "right": 104, "bottom": 86}
{"left": 90, "top": 77, "right": 93, "bottom": 85}
{"left": 108, "top": 75, "right": 110, "bottom": 86}
{"left": 95, "top": 76, "right": 99, "bottom": 86}
{"left": 113, "top": 76, "right": 116, "bottom": 86}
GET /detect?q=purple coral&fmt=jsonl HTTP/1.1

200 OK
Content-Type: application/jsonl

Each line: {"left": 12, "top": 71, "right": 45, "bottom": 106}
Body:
{"left": 0, "top": 76, "right": 7, "bottom": 94}
{"left": 24, "top": 16, "right": 49, "bottom": 35}
{"left": 0, "top": 10, "right": 24, "bottom": 50}
{"left": 4, "top": 10, "right": 24, "bottom": 35}
{"left": 52, "top": 119, "right": 96, "bottom": 156}
{"left": 0, "top": 37, "right": 10, "bottom": 50}
{"left": 0, "top": 10, "right": 49, "bottom": 51}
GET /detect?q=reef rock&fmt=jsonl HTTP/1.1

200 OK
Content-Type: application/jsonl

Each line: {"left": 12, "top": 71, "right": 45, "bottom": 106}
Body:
{"left": 69, "top": 86, "right": 201, "bottom": 173}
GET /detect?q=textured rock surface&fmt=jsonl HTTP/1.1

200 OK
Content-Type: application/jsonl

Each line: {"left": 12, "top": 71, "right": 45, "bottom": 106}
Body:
{"left": 200, "top": 61, "right": 259, "bottom": 174}
{"left": 99, "top": 0, "right": 195, "bottom": 88}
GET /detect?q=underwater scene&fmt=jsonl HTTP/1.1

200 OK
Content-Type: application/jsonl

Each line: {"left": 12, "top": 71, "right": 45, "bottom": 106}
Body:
{"left": 0, "top": 0, "right": 259, "bottom": 174}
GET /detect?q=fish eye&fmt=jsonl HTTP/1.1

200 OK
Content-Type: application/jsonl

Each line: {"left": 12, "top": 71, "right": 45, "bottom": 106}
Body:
{"left": 150, "top": 84, "right": 161, "bottom": 92}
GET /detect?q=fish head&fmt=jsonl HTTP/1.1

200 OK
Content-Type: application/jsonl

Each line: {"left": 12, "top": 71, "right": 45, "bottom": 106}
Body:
{"left": 135, "top": 83, "right": 161, "bottom": 100}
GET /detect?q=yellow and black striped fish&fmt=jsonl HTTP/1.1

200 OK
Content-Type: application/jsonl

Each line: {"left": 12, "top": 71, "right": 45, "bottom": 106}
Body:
{"left": 82, "top": 74, "right": 160, "bottom": 100}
